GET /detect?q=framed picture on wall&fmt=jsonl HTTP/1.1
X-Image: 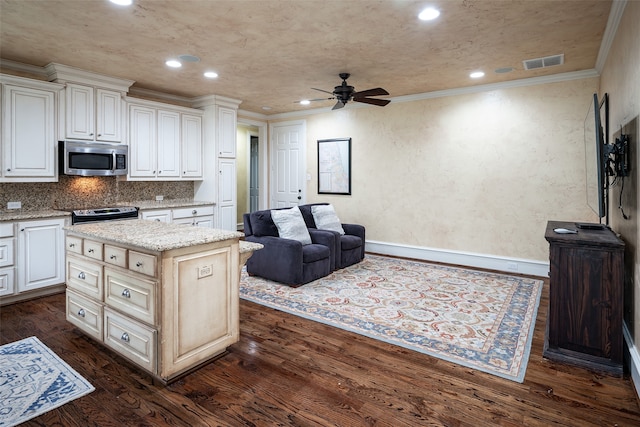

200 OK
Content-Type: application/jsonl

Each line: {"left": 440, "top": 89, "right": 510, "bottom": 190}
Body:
{"left": 317, "top": 138, "right": 351, "bottom": 195}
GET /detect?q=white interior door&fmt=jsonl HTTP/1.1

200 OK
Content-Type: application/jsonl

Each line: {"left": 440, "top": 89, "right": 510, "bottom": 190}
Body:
{"left": 271, "top": 120, "right": 306, "bottom": 208}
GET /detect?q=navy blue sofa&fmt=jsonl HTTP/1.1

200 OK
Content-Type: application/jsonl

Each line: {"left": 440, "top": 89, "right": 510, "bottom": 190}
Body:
{"left": 243, "top": 209, "right": 334, "bottom": 286}
{"left": 243, "top": 204, "right": 365, "bottom": 286}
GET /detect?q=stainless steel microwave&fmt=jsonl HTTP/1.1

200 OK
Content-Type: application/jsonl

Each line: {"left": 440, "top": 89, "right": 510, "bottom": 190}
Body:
{"left": 59, "top": 141, "right": 128, "bottom": 176}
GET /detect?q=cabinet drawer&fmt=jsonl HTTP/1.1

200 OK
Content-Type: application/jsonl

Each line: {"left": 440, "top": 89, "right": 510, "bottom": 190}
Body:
{"left": 0, "top": 238, "right": 14, "bottom": 268}
{"left": 66, "top": 256, "right": 103, "bottom": 300}
{"left": 173, "top": 205, "right": 214, "bottom": 219}
{"left": 104, "top": 245, "right": 127, "bottom": 268}
{"left": 66, "top": 289, "right": 103, "bottom": 341}
{"left": 104, "top": 267, "right": 156, "bottom": 325}
{"left": 83, "top": 240, "right": 103, "bottom": 261}
{"left": 0, "top": 223, "right": 14, "bottom": 238}
{"left": 104, "top": 307, "right": 156, "bottom": 373}
{"left": 129, "top": 251, "right": 157, "bottom": 277}
{"left": 0, "top": 267, "right": 15, "bottom": 297}
{"left": 66, "top": 236, "right": 83, "bottom": 255}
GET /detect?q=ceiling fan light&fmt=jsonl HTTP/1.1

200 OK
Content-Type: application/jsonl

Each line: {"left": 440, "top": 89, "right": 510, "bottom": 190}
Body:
{"left": 418, "top": 8, "right": 440, "bottom": 21}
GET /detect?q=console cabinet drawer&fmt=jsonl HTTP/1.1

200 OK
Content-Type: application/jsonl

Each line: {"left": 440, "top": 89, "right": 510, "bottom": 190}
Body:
{"left": 104, "top": 267, "right": 156, "bottom": 325}
{"left": 129, "top": 251, "right": 156, "bottom": 277}
{"left": 84, "top": 240, "right": 103, "bottom": 261}
{"left": 104, "top": 308, "right": 156, "bottom": 373}
{"left": 67, "top": 289, "right": 103, "bottom": 341}
{"left": 67, "top": 256, "right": 103, "bottom": 300}
{"left": 0, "top": 238, "right": 14, "bottom": 268}
{"left": 104, "top": 245, "right": 127, "bottom": 268}
{"left": 66, "top": 236, "right": 83, "bottom": 255}
{"left": 173, "top": 205, "right": 214, "bottom": 219}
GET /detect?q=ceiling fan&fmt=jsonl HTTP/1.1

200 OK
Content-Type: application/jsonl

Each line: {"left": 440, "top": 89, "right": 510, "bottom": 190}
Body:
{"left": 303, "top": 73, "right": 390, "bottom": 110}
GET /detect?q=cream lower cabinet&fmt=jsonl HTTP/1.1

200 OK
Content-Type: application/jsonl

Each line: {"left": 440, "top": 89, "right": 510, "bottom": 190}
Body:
{"left": 140, "top": 205, "right": 214, "bottom": 228}
{"left": 65, "top": 233, "right": 239, "bottom": 383}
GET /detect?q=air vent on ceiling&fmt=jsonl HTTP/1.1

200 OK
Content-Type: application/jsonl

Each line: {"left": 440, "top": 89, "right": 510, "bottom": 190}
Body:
{"left": 523, "top": 54, "right": 564, "bottom": 70}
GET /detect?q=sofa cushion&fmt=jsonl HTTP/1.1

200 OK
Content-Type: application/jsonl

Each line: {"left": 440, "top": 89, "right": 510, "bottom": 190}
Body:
{"left": 271, "top": 206, "right": 312, "bottom": 245}
{"left": 311, "top": 204, "right": 345, "bottom": 235}
{"left": 302, "top": 244, "right": 331, "bottom": 263}
{"left": 249, "top": 210, "right": 279, "bottom": 237}
{"left": 341, "top": 234, "right": 362, "bottom": 251}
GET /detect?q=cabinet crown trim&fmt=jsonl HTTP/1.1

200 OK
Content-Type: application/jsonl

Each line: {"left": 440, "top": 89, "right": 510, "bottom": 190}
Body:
{"left": 45, "top": 62, "right": 134, "bottom": 92}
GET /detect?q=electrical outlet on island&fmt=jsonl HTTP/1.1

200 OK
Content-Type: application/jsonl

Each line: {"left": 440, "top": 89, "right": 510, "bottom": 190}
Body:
{"left": 155, "top": 195, "right": 164, "bottom": 201}
{"left": 7, "top": 201, "right": 21, "bottom": 209}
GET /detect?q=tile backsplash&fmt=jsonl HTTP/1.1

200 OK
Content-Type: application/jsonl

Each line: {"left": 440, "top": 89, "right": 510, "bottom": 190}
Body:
{"left": 0, "top": 176, "right": 195, "bottom": 210}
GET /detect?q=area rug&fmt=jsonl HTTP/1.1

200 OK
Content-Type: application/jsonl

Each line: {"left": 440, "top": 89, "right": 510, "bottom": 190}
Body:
{"left": 0, "top": 336, "right": 95, "bottom": 427}
{"left": 240, "top": 254, "right": 544, "bottom": 383}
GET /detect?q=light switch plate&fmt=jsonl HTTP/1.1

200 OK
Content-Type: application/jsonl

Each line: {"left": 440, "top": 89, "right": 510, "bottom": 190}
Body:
{"left": 155, "top": 195, "right": 164, "bottom": 201}
{"left": 7, "top": 201, "right": 21, "bottom": 209}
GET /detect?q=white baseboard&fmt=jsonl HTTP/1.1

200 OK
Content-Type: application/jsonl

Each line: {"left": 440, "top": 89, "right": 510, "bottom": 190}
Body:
{"left": 365, "top": 240, "right": 550, "bottom": 277}
{"left": 623, "top": 323, "right": 640, "bottom": 400}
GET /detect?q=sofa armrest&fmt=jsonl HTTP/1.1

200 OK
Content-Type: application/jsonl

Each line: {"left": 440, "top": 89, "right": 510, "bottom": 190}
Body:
{"left": 342, "top": 223, "right": 365, "bottom": 240}
{"left": 309, "top": 229, "right": 337, "bottom": 271}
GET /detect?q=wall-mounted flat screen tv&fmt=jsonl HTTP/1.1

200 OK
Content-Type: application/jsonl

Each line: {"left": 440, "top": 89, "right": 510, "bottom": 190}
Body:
{"left": 584, "top": 93, "right": 607, "bottom": 219}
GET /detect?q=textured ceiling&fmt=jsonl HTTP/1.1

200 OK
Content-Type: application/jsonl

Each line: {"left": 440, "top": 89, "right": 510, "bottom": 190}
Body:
{"left": 0, "top": 0, "right": 612, "bottom": 115}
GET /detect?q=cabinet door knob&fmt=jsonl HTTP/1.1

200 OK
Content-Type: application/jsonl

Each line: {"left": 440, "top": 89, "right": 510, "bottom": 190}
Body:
{"left": 120, "top": 332, "right": 130, "bottom": 343}
{"left": 121, "top": 288, "right": 131, "bottom": 298}
{"left": 77, "top": 309, "right": 86, "bottom": 317}
{"left": 78, "top": 272, "right": 86, "bottom": 280}
{"left": 192, "top": 209, "right": 197, "bottom": 215}
{"left": 110, "top": 254, "right": 116, "bottom": 259}
{"left": 136, "top": 261, "right": 143, "bottom": 267}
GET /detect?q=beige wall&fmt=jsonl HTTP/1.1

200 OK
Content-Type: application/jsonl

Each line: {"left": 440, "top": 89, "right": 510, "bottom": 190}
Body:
{"left": 600, "top": 1, "right": 640, "bottom": 352}
{"left": 293, "top": 78, "right": 599, "bottom": 263}
{"left": 236, "top": 125, "right": 250, "bottom": 226}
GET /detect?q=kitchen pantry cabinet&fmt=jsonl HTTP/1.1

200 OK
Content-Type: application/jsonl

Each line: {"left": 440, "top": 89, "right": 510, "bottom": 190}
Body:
{"left": 0, "top": 217, "right": 66, "bottom": 305}
{"left": 128, "top": 99, "right": 203, "bottom": 180}
{"left": 65, "top": 83, "right": 123, "bottom": 142}
{"left": 0, "top": 76, "right": 63, "bottom": 182}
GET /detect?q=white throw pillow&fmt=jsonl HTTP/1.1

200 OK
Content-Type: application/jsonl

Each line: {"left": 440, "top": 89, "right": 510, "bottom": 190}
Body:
{"left": 311, "top": 204, "right": 345, "bottom": 235}
{"left": 271, "top": 206, "right": 312, "bottom": 245}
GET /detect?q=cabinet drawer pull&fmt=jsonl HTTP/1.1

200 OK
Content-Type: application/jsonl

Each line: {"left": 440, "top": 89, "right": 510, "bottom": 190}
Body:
{"left": 88, "top": 248, "right": 94, "bottom": 253}
{"left": 121, "top": 289, "right": 131, "bottom": 298}
{"left": 110, "top": 254, "right": 117, "bottom": 260}
{"left": 121, "top": 332, "right": 130, "bottom": 342}
{"left": 69, "top": 243, "right": 75, "bottom": 248}
{"left": 192, "top": 209, "right": 197, "bottom": 215}
{"left": 136, "top": 261, "right": 143, "bottom": 267}
{"left": 77, "top": 308, "right": 86, "bottom": 317}
{"left": 78, "top": 272, "right": 86, "bottom": 280}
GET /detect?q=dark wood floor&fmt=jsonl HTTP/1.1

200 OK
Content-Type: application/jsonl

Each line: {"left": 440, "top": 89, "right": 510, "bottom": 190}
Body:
{"left": 2, "top": 277, "right": 640, "bottom": 426}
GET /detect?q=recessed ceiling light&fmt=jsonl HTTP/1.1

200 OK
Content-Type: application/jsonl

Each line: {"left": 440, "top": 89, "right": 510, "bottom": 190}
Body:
{"left": 109, "top": 0, "right": 132, "bottom": 5}
{"left": 261, "top": 106, "right": 272, "bottom": 111}
{"left": 299, "top": 100, "right": 311, "bottom": 105}
{"left": 165, "top": 59, "right": 182, "bottom": 68}
{"left": 204, "top": 71, "right": 218, "bottom": 78}
{"left": 418, "top": 8, "right": 440, "bottom": 21}
{"left": 470, "top": 71, "right": 485, "bottom": 78}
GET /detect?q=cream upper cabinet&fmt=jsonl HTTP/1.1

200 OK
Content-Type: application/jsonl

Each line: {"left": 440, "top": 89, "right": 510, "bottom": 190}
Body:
{"left": 129, "top": 104, "right": 156, "bottom": 178}
{"left": 127, "top": 98, "right": 203, "bottom": 181}
{"left": 217, "top": 106, "right": 237, "bottom": 158}
{"left": 1, "top": 81, "right": 61, "bottom": 182}
{"left": 66, "top": 83, "right": 122, "bottom": 142}
{"left": 157, "top": 109, "right": 180, "bottom": 178}
{"left": 181, "top": 114, "right": 203, "bottom": 178}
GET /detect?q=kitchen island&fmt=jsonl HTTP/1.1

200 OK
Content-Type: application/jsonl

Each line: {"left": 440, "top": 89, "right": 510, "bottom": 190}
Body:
{"left": 64, "top": 219, "right": 262, "bottom": 383}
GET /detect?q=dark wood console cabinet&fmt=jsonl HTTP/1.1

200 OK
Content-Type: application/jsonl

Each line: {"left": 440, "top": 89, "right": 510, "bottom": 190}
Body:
{"left": 544, "top": 221, "right": 624, "bottom": 376}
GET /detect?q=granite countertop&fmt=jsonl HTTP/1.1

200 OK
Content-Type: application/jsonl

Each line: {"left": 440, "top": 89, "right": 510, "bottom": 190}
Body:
{"left": 0, "top": 209, "right": 71, "bottom": 222}
{"left": 64, "top": 219, "right": 261, "bottom": 252}
{"left": 122, "top": 199, "right": 215, "bottom": 210}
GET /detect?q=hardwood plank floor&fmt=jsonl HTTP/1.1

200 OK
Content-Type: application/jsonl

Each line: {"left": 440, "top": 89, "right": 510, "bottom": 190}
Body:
{"left": 2, "top": 277, "right": 640, "bottom": 426}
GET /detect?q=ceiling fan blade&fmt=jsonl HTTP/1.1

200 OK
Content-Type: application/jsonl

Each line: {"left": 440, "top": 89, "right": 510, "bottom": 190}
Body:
{"left": 312, "top": 87, "right": 334, "bottom": 95}
{"left": 353, "top": 97, "right": 391, "bottom": 107}
{"left": 332, "top": 101, "right": 345, "bottom": 110}
{"left": 353, "top": 87, "right": 389, "bottom": 98}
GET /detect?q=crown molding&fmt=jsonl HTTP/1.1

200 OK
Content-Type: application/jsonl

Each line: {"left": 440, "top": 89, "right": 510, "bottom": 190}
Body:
{"left": 595, "top": 0, "right": 627, "bottom": 72}
{"left": 44, "top": 62, "right": 134, "bottom": 92}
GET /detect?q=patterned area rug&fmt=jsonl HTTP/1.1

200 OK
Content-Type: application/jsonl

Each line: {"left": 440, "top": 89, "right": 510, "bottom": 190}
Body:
{"left": 240, "top": 254, "right": 544, "bottom": 382}
{"left": 0, "top": 336, "right": 94, "bottom": 427}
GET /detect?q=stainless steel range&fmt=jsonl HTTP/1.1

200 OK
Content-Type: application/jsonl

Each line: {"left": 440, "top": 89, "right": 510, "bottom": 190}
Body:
{"left": 70, "top": 206, "right": 139, "bottom": 224}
